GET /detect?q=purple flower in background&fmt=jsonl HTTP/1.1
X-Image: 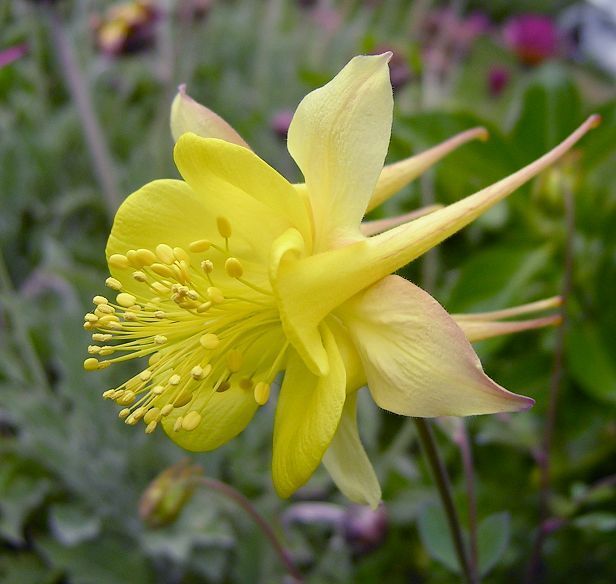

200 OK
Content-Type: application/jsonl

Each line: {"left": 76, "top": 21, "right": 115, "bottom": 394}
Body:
{"left": 270, "top": 109, "right": 294, "bottom": 139}
{"left": 0, "top": 44, "right": 27, "bottom": 69}
{"left": 504, "top": 14, "right": 559, "bottom": 65}
{"left": 488, "top": 66, "right": 510, "bottom": 97}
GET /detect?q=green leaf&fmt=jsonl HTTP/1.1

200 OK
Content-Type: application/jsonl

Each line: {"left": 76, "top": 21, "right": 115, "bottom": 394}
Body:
{"left": 478, "top": 512, "right": 511, "bottom": 577}
{"left": 417, "top": 502, "right": 460, "bottom": 573}
{"left": 510, "top": 64, "right": 582, "bottom": 164}
{"left": 567, "top": 323, "right": 616, "bottom": 405}
{"left": 573, "top": 513, "right": 616, "bottom": 533}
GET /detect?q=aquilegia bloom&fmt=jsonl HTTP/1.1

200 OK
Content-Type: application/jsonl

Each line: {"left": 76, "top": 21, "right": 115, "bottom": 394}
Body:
{"left": 84, "top": 54, "right": 597, "bottom": 507}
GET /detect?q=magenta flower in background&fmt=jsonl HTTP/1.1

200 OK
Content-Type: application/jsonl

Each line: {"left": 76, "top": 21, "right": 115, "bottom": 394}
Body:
{"left": 0, "top": 44, "right": 27, "bottom": 69}
{"left": 504, "top": 14, "right": 559, "bottom": 65}
{"left": 488, "top": 66, "right": 510, "bottom": 97}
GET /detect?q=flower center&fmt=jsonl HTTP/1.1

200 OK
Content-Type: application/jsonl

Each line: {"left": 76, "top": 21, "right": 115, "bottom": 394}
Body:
{"left": 84, "top": 216, "right": 287, "bottom": 435}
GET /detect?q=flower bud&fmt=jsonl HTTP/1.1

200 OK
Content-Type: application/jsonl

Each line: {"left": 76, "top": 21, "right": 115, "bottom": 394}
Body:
{"left": 139, "top": 460, "right": 202, "bottom": 528}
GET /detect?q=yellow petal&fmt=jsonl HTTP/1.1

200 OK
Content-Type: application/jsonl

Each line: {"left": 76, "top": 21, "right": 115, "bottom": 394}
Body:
{"left": 272, "top": 325, "right": 346, "bottom": 498}
{"left": 340, "top": 276, "right": 533, "bottom": 416}
{"left": 160, "top": 381, "right": 258, "bottom": 451}
{"left": 174, "top": 134, "right": 312, "bottom": 251}
{"left": 322, "top": 392, "right": 381, "bottom": 508}
{"left": 170, "top": 84, "right": 250, "bottom": 149}
{"left": 271, "top": 116, "right": 599, "bottom": 365}
{"left": 360, "top": 204, "right": 443, "bottom": 236}
{"left": 366, "top": 127, "right": 489, "bottom": 212}
{"left": 455, "top": 315, "right": 561, "bottom": 343}
{"left": 287, "top": 54, "right": 393, "bottom": 250}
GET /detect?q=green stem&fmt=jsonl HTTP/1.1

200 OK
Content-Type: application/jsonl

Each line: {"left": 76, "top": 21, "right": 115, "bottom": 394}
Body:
{"left": 194, "top": 477, "right": 302, "bottom": 583}
{"left": 415, "top": 418, "right": 473, "bottom": 583}
{"left": 43, "top": 3, "right": 120, "bottom": 218}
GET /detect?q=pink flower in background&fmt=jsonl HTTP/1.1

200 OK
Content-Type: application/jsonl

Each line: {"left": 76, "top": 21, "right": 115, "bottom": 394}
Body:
{"left": 504, "top": 14, "right": 559, "bottom": 65}
{"left": 270, "top": 110, "right": 294, "bottom": 139}
{"left": 0, "top": 44, "right": 27, "bottom": 69}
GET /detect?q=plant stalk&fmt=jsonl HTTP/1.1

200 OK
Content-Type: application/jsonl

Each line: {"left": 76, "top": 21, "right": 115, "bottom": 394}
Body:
{"left": 194, "top": 477, "right": 302, "bottom": 583}
{"left": 415, "top": 418, "right": 474, "bottom": 584}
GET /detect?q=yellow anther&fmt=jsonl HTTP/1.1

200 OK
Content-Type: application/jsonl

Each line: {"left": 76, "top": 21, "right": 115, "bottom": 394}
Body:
{"left": 98, "top": 361, "right": 111, "bottom": 369}
{"left": 126, "top": 250, "right": 140, "bottom": 267}
{"left": 116, "top": 292, "right": 137, "bottom": 307}
{"left": 155, "top": 243, "right": 175, "bottom": 264}
{"left": 197, "top": 302, "right": 212, "bottom": 313}
{"left": 151, "top": 282, "right": 169, "bottom": 294}
{"left": 151, "top": 263, "right": 175, "bottom": 279}
{"left": 181, "top": 411, "right": 202, "bottom": 431}
{"left": 139, "top": 369, "right": 152, "bottom": 382}
{"left": 173, "top": 390, "right": 193, "bottom": 407}
{"left": 83, "top": 322, "right": 94, "bottom": 330}
{"left": 169, "top": 374, "right": 181, "bottom": 386}
{"left": 227, "top": 350, "right": 243, "bottom": 373}
{"left": 216, "top": 381, "right": 231, "bottom": 393}
{"left": 92, "top": 333, "right": 112, "bottom": 342}
{"left": 136, "top": 248, "right": 157, "bottom": 266}
{"left": 149, "top": 353, "right": 161, "bottom": 366}
{"left": 105, "top": 277, "right": 122, "bottom": 291}
{"left": 161, "top": 404, "right": 174, "bottom": 416}
{"left": 128, "top": 304, "right": 141, "bottom": 311}
{"left": 186, "top": 290, "right": 199, "bottom": 301}
{"left": 84, "top": 313, "right": 99, "bottom": 323}
{"left": 173, "top": 247, "right": 190, "bottom": 262}
{"left": 98, "top": 314, "right": 120, "bottom": 325}
{"left": 173, "top": 417, "right": 183, "bottom": 432}
{"left": 99, "top": 346, "right": 115, "bottom": 356}
{"left": 143, "top": 407, "right": 161, "bottom": 424}
{"left": 171, "top": 264, "right": 187, "bottom": 284}
{"left": 239, "top": 378, "right": 254, "bottom": 391}
{"left": 119, "top": 408, "right": 131, "bottom": 419}
{"left": 201, "top": 260, "right": 214, "bottom": 274}
{"left": 102, "top": 389, "right": 115, "bottom": 398}
{"left": 152, "top": 384, "right": 165, "bottom": 395}
{"left": 117, "top": 390, "right": 136, "bottom": 405}
{"left": 125, "top": 415, "right": 139, "bottom": 426}
{"left": 154, "top": 310, "right": 165, "bottom": 319}
{"left": 93, "top": 295, "right": 108, "bottom": 305}
{"left": 254, "top": 382, "right": 271, "bottom": 405}
{"left": 189, "top": 239, "right": 211, "bottom": 253}
{"left": 97, "top": 303, "right": 116, "bottom": 314}
{"left": 191, "top": 366, "right": 204, "bottom": 380}
{"left": 225, "top": 257, "right": 244, "bottom": 278}
{"left": 132, "top": 270, "right": 147, "bottom": 282}
{"left": 207, "top": 287, "right": 224, "bottom": 304}
{"left": 124, "top": 311, "right": 137, "bottom": 321}
{"left": 109, "top": 254, "right": 129, "bottom": 269}
{"left": 132, "top": 406, "right": 147, "bottom": 421}
{"left": 199, "top": 333, "right": 220, "bottom": 350}
{"left": 154, "top": 335, "right": 167, "bottom": 345}
{"left": 145, "top": 421, "right": 158, "bottom": 434}
{"left": 88, "top": 345, "right": 101, "bottom": 355}
{"left": 107, "top": 321, "right": 122, "bottom": 331}
{"left": 216, "top": 217, "right": 232, "bottom": 239}
{"left": 84, "top": 358, "right": 100, "bottom": 371}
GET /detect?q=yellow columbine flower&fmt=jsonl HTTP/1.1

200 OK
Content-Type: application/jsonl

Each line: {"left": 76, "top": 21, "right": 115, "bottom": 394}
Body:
{"left": 84, "top": 54, "right": 598, "bottom": 508}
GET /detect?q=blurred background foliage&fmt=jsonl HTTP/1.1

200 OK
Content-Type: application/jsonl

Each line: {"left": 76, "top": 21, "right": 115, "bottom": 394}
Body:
{"left": 0, "top": 0, "right": 615, "bottom": 582}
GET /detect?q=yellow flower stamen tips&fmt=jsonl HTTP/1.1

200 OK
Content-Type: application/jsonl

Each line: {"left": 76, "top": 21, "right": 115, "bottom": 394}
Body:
{"left": 155, "top": 243, "right": 175, "bottom": 264}
{"left": 105, "top": 277, "right": 122, "bottom": 291}
{"left": 83, "top": 358, "right": 99, "bottom": 371}
{"left": 254, "top": 382, "right": 271, "bottom": 406}
{"left": 225, "top": 257, "right": 243, "bottom": 278}
{"left": 189, "top": 239, "right": 211, "bottom": 252}
{"left": 109, "top": 254, "right": 129, "bottom": 269}
{"left": 216, "top": 216, "right": 232, "bottom": 239}
{"left": 181, "top": 411, "right": 202, "bottom": 431}
{"left": 200, "top": 333, "right": 220, "bottom": 350}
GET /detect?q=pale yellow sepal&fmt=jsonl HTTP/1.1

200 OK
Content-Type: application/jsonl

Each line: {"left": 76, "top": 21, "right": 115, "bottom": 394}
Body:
{"left": 170, "top": 84, "right": 250, "bottom": 149}
{"left": 287, "top": 53, "right": 393, "bottom": 251}
{"left": 340, "top": 276, "right": 533, "bottom": 416}
{"left": 367, "top": 126, "right": 489, "bottom": 212}
{"left": 322, "top": 392, "right": 381, "bottom": 508}
{"left": 272, "top": 326, "right": 346, "bottom": 498}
